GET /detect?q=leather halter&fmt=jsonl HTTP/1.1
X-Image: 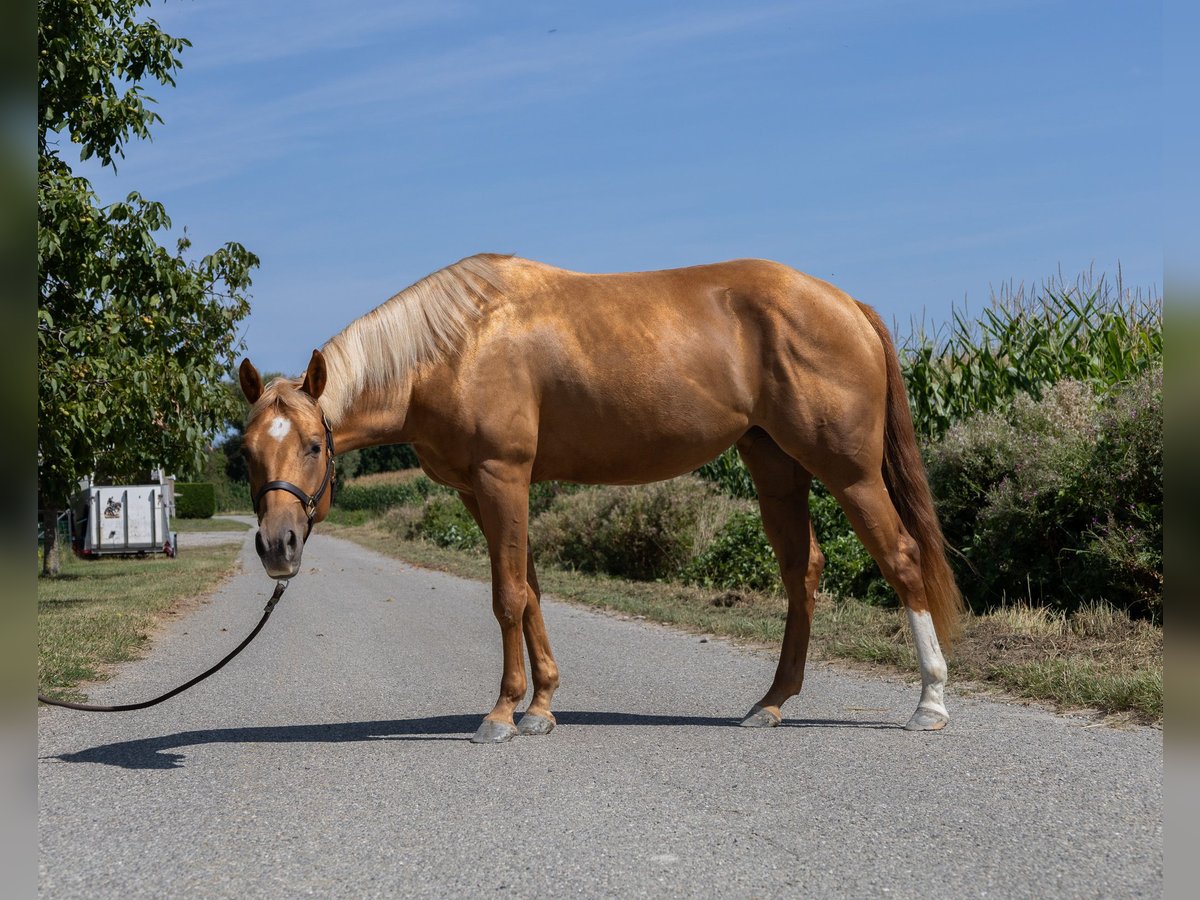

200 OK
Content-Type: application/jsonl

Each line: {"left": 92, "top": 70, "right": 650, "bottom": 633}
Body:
{"left": 253, "top": 415, "right": 336, "bottom": 537}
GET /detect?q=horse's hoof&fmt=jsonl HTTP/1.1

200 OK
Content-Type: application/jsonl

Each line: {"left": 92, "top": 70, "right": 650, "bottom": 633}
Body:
{"left": 517, "top": 712, "right": 555, "bottom": 736}
{"left": 739, "top": 704, "right": 782, "bottom": 728}
{"left": 904, "top": 706, "right": 949, "bottom": 731}
{"left": 470, "top": 720, "right": 518, "bottom": 744}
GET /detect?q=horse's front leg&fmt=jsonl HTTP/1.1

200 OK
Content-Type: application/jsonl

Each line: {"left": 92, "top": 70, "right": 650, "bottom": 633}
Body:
{"left": 469, "top": 462, "right": 533, "bottom": 744}
{"left": 458, "top": 491, "right": 560, "bottom": 737}
{"left": 516, "top": 548, "right": 560, "bottom": 735}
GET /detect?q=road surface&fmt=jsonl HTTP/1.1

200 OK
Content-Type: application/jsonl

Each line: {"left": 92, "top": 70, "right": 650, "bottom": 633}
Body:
{"left": 39, "top": 525, "right": 1163, "bottom": 897}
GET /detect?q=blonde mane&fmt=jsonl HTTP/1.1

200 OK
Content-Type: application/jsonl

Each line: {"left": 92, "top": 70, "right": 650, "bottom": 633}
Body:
{"left": 316, "top": 254, "right": 509, "bottom": 425}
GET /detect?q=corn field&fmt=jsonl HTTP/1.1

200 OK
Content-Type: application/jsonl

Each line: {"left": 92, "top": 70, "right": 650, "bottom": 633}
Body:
{"left": 899, "top": 270, "right": 1162, "bottom": 438}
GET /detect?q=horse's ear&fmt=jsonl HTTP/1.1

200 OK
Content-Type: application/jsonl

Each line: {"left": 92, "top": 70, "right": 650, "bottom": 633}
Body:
{"left": 300, "top": 349, "right": 327, "bottom": 400}
{"left": 239, "top": 358, "right": 263, "bottom": 403}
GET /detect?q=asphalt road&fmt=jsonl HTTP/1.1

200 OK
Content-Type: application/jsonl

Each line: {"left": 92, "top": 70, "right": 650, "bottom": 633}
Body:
{"left": 39, "top": 526, "right": 1163, "bottom": 898}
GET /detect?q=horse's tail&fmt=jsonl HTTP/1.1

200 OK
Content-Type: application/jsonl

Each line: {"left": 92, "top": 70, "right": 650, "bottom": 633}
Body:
{"left": 855, "top": 302, "right": 965, "bottom": 649}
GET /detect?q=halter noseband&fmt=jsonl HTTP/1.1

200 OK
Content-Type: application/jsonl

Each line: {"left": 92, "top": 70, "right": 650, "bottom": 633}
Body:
{"left": 253, "top": 416, "right": 336, "bottom": 537}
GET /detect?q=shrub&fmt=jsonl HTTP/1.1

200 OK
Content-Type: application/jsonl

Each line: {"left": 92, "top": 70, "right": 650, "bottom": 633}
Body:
{"left": 174, "top": 482, "right": 216, "bottom": 518}
{"left": 384, "top": 494, "right": 484, "bottom": 551}
{"left": 531, "top": 477, "right": 740, "bottom": 581}
{"left": 409, "top": 495, "right": 485, "bottom": 551}
{"left": 529, "top": 480, "right": 585, "bottom": 517}
{"left": 684, "top": 509, "right": 781, "bottom": 594}
{"left": 809, "top": 484, "right": 895, "bottom": 605}
{"left": 926, "top": 369, "right": 1162, "bottom": 618}
{"left": 692, "top": 460, "right": 893, "bottom": 604}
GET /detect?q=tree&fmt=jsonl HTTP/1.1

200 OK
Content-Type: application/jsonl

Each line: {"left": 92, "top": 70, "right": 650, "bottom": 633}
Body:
{"left": 38, "top": 0, "right": 258, "bottom": 574}
{"left": 355, "top": 444, "right": 421, "bottom": 474}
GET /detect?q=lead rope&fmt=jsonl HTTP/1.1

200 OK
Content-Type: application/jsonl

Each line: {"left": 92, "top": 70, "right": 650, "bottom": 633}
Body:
{"left": 37, "top": 580, "right": 289, "bottom": 712}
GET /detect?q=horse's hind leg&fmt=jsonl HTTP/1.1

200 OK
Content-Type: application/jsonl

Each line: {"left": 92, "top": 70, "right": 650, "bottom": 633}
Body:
{"left": 735, "top": 429, "right": 826, "bottom": 727}
{"left": 829, "top": 474, "right": 950, "bottom": 731}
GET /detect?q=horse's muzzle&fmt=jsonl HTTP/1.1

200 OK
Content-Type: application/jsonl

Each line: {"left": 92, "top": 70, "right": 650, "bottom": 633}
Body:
{"left": 255, "top": 526, "right": 303, "bottom": 579}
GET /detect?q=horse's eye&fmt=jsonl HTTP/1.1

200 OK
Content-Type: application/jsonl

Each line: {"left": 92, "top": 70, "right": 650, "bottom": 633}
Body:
{"left": 309, "top": 442, "right": 322, "bottom": 455}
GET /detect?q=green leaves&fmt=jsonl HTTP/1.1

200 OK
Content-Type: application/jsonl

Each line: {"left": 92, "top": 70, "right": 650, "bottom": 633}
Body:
{"left": 39, "top": 0, "right": 188, "bottom": 167}
{"left": 926, "top": 371, "right": 1162, "bottom": 618}
{"left": 37, "top": 4, "right": 259, "bottom": 508}
{"left": 900, "top": 275, "right": 1163, "bottom": 440}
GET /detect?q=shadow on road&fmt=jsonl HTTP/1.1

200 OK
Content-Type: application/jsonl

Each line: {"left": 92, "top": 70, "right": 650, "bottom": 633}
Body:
{"left": 44, "top": 711, "right": 900, "bottom": 770}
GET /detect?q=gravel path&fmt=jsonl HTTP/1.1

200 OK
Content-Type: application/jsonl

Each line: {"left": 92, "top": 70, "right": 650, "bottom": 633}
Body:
{"left": 172, "top": 516, "right": 256, "bottom": 549}
{"left": 38, "top": 528, "right": 1162, "bottom": 898}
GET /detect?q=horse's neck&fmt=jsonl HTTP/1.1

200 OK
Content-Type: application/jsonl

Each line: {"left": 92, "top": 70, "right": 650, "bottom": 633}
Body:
{"left": 324, "top": 376, "right": 416, "bottom": 453}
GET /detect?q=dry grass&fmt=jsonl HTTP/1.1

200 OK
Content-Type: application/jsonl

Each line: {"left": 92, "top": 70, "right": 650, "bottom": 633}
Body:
{"left": 344, "top": 468, "right": 426, "bottom": 488}
{"left": 325, "top": 521, "right": 1162, "bottom": 724}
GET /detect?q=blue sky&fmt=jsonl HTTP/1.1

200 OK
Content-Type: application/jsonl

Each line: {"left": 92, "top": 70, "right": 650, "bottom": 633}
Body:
{"left": 79, "top": 0, "right": 1161, "bottom": 375}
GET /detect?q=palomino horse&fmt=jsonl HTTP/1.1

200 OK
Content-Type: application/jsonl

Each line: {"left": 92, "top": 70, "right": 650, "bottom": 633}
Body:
{"left": 238, "top": 254, "right": 964, "bottom": 743}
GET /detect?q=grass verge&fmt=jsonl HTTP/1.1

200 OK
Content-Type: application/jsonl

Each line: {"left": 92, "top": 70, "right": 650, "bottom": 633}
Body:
{"left": 38, "top": 542, "right": 243, "bottom": 703}
{"left": 326, "top": 519, "right": 1162, "bottom": 725}
{"left": 172, "top": 516, "right": 252, "bottom": 533}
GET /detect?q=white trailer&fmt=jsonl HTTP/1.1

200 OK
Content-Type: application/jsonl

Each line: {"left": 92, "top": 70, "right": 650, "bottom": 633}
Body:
{"left": 72, "top": 484, "right": 177, "bottom": 558}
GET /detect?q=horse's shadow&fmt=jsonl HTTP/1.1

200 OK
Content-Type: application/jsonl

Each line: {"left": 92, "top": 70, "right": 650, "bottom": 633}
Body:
{"left": 44, "top": 711, "right": 900, "bottom": 771}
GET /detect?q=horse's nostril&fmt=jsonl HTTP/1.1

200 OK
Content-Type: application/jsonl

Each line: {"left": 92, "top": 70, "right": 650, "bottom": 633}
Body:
{"left": 255, "top": 531, "right": 266, "bottom": 558}
{"left": 285, "top": 530, "right": 298, "bottom": 558}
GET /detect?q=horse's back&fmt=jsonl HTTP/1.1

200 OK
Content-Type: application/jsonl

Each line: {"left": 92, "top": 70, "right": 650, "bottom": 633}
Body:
{"left": 421, "top": 257, "right": 884, "bottom": 483}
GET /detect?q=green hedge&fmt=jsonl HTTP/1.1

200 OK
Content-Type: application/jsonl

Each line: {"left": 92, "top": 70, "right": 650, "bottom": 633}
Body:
{"left": 215, "top": 479, "right": 251, "bottom": 514}
{"left": 174, "top": 482, "right": 216, "bottom": 519}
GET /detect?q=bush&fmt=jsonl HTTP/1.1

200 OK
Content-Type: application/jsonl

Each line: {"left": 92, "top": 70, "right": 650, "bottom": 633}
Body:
{"left": 334, "top": 476, "right": 446, "bottom": 512}
{"left": 529, "top": 480, "right": 585, "bottom": 517}
{"left": 531, "top": 477, "right": 740, "bottom": 581}
{"left": 683, "top": 509, "right": 781, "bottom": 594}
{"left": 174, "top": 482, "right": 216, "bottom": 518}
{"left": 214, "top": 480, "right": 251, "bottom": 514}
{"left": 693, "top": 454, "right": 893, "bottom": 604}
{"left": 384, "top": 494, "right": 483, "bottom": 551}
{"left": 927, "top": 369, "right": 1162, "bottom": 618}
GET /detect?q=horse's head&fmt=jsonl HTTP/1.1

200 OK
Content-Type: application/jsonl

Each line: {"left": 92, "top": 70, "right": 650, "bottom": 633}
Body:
{"left": 238, "top": 351, "right": 334, "bottom": 579}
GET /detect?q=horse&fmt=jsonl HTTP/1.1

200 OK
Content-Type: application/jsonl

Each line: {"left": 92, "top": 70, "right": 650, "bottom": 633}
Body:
{"left": 237, "top": 254, "right": 964, "bottom": 743}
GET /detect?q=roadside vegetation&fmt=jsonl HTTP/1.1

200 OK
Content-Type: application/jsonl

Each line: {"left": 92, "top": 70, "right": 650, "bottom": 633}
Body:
{"left": 321, "top": 270, "right": 1162, "bottom": 724}
{"left": 37, "top": 543, "right": 243, "bottom": 703}
{"left": 328, "top": 481, "right": 1161, "bottom": 723}
{"left": 171, "top": 516, "right": 252, "bottom": 533}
